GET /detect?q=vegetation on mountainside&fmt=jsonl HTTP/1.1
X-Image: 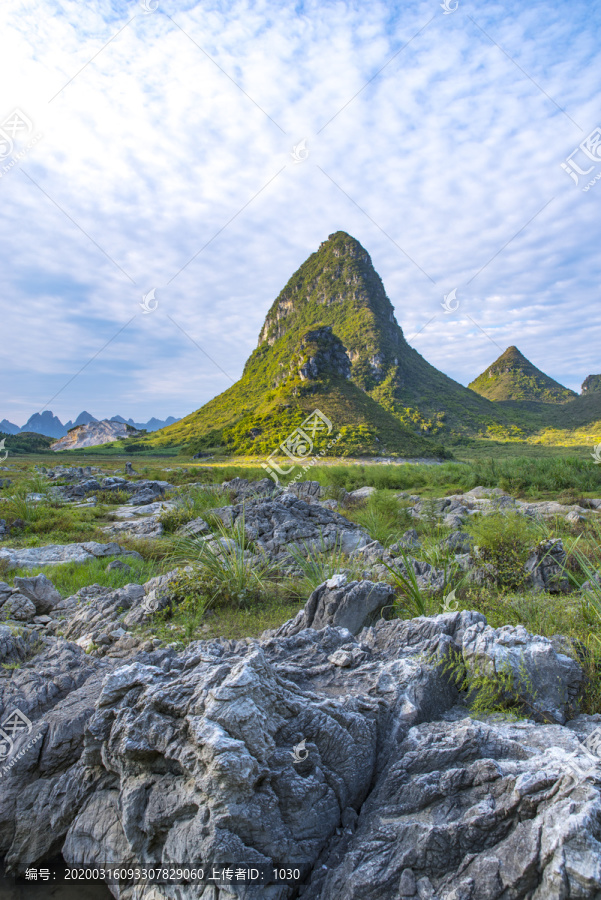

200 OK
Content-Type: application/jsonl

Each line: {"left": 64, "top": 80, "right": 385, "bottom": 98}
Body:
{"left": 468, "top": 345, "right": 577, "bottom": 404}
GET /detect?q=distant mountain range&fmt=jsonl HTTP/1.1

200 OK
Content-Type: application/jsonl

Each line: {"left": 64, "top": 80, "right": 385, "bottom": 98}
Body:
{"left": 0, "top": 411, "right": 180, "bottom": 439}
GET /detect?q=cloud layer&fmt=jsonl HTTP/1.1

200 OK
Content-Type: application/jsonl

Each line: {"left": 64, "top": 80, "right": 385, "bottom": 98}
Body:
{"left": 1, "top": 0, "right": 600, "bottom": 425}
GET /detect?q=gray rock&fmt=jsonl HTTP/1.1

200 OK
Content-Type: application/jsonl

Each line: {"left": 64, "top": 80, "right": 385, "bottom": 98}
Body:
{"left": 287, "top": 480, "right": 322, "bottom": 502}
{"left": 0, "top": 594, "right": 36, "bottom": 622}
{"left": 441, "top": 531, "right": 474, "bottom": 554}
{"left": 105, "top": 559, "right": 131, "bottom": 573}
{"left": 273, "top": 578, "right": 395, "bottom": 638}
{"left": 462, "top": 620, "right": 583, "bottom": 724}
{"left": 176, "top": 516, "right": 209, "bottom": 537}
{"left": 12, "top": 574, "right": 61, "bottom": 614}
{"left": 212, "top": 493, "right": 370, "bottom": 562}
{"left": 390, "top": 529, "right": 420, "bottom": 552}
{"left": 347, "top": 486, "right": 376, "bottom": 502}
{"left": 0, "top": 608, "right": 599, "bottom": 899}
{"left": 0, "top": 542, "right": 133, "bottom": 570}
{"left": 525, "top": 538, "right": 570, "bottom": 593}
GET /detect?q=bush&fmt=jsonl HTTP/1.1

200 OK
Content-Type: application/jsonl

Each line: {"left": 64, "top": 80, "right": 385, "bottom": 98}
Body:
{"left": 465, "top": 512, "right": 539, "bottom": 590}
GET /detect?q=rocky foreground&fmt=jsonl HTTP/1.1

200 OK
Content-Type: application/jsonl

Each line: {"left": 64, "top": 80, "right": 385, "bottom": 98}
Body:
{"left": 1, "top": 469, "right": 601, "bottom": 898}
{"left": 1, "top": 587, "right": 601, "bottom": 898}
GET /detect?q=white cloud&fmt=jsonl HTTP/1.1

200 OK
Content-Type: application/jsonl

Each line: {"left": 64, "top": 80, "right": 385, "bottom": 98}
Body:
{"left": 0, "top": 0, "right": 600, "bottom": 424}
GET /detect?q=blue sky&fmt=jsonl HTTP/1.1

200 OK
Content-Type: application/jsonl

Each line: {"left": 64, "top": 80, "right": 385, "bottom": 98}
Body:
{"left": 1, "top": 0, "right": 600, "bottom": 426}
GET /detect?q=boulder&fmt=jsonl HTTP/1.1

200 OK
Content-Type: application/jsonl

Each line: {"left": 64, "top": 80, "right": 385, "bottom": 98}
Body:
{"left": 176, "top": 517, "right": 209, "bottom": 537}
{"left": 211, "top": 493, "right": 370, "bottom": 562}
{"left": 525, "top": 538, "right": 570, "bottom": 593}
{"left": 0, "top": 594, "right": 36, "bottom": 622}
{"left": 0, "top": 609, "right": 599, "bottom": 898}
{"left": 274, "top": 576, "right": 395, "bottom": 637}
{"left": 12, "top": 574, "right": 62, "bottom": 614}
{"left": 0, "top": 542, "right": 136, "bottom": 570}
{"left": 462, "top": 621, "right": 583, "bottom": 724}
{"left": 441, "top": 531, "right": 475, "bottom": 554}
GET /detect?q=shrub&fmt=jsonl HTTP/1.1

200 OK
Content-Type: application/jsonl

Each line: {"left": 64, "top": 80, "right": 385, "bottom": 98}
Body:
{"left": 465, "top": 512, "right": 539, "bottom": 590}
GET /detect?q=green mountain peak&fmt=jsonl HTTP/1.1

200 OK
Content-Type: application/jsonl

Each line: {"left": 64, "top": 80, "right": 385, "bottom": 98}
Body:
{"left": 469, "top": 346, "right": 577, "bottom": 404}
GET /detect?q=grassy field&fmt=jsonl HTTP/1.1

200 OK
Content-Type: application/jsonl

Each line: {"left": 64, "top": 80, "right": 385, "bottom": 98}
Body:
{"left": 2, "top": 451, "right": 601, "bottom": 717}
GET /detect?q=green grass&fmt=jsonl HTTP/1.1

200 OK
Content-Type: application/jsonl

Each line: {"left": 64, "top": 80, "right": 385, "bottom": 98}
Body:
{"left": 344, "top": 490, "right": 412, "bottom": 546}
{"left": 4, "top": 554, "right": 163, "bottom": 596}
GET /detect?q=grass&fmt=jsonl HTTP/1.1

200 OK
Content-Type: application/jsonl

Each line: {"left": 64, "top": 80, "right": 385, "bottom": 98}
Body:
{"left": 4, "top": 555, "right": 163, "bottom": 596}
{"left": 158, "top": 484, "right": 232, "bottom": 533}
{"left": 344, "top": 490, "right": 412, "bottom": 546}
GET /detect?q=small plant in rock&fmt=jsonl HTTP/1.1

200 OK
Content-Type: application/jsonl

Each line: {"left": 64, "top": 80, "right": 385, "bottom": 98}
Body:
{"left": 466, "top": 512, "right": 539, "bottom": 590}
{"left": 286, "top": 533, "right": 364, "bottom": 597}
{"left": 384, "top": 548, "right": 466, "bottom": 619}
{"left": 159, "top": 485, "right": 231, "bottom": 533}
{"left": 346, "top": 490, "right": 411, "bottom": 547}
{"left": 438, "top": 648, "right": 543, "bottom": 720}
{"left": 97, "top": 490, "right": 130, "bottom": 505}
{"left": 169, "top": 515, "right": 275, "bottom": 609}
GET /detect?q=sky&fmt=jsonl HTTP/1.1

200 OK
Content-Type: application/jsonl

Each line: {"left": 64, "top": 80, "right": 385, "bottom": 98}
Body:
{"left": 1, "top": 0, "right": 601, "bottom": 426}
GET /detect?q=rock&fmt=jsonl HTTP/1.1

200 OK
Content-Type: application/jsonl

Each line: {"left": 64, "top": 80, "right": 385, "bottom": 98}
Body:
{"left": 105, "top": 559, "right": 131, "bottom": 573}
{"left": 126, "top": 484, "right": 164, "bottom": 506}
{"left": 525, "top": 538, "right": 570, "bottom": 593}
{"left": 390, "top": 529, "right": 421, "bottom": 552}
{"left": 221, "top": 477, "right": 278, "bottom": 501}
{"left": 462, "top": 621, "right": 583, "bottom": 724}
{"left": 0, "top": 582, "right": 12, "bottom": 608}
{"left": 211, "top": 493, "right": 370, "bottom": 562}
{"left": 287, "top": 480, "right": 322, "bottom": 502}
{"left": 320, "top": 498, "right": 339, "bottom": 510}
{"left": 347, "top": 486, "right": 376, "bottom": 503}
{"left": 0, "top": 593, "right": 37, "bottom": 622}
{"left": 124, "top": 462, "right": 136, "bottom": 475}
{"left": 176, "top": 516, "right": 209, "bottom": 537}
{"left": 566, "top": 509, "right": 586, "bottom": 524}
{"left": 442, "top": 513, "right": 465, "bottom": 529}
{"left": 0, "top": 542, "right": 134, "bottom": 570}
{"left": 273, "top": 578, "right": 395, "bottom": 638}
{"left": 303, "top": 712, "right": 601, "bottom": 899}
{"left": 350, "top": 540, "right": 386, "bottom": 565}
{"left": 441, "top": 531, "right": 475, "bottom": 554}
{"left": 0, "top": 608, "right": 599, "bottom": 898}
{"left": 0, "top": 624, "right": 41, "bottom": 665}
{"left": 12, "top": 574, "right": 62, "bottom": 614}
{"left": 102, "top": 517, "right": 164, "bottom": 539}
{"left": 294, "top": 324, "right": 352, "bottom": 381}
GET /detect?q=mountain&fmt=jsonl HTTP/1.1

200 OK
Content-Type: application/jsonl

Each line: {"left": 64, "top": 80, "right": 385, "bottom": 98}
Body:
{"left": 21, "top": 411, "right": 67, "bottom": 438}
{"left": 52, "top": 420, "right": 140, "bottom": 451}
{"left": 468, "top": 346, "right": 577, "bottom": 404}
{"left": 146, "top": 231, "right": 524, "bottom": 456}
{"left": 0, "top": 419, "right": 20, "bottom": 435}
{"left": 2, "top": 411, "right": 180, "bottom": 438}
{"left": 64, "top": 410, "right": 98, "bottom": 430}
{"left": 582, "top": 375, "right": 601, "bottom": 394}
